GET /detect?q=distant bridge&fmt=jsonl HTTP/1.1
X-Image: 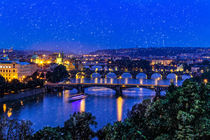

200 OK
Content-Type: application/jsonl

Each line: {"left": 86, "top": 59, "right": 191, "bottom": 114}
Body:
{"left": 69, "top": 70, "right": 193, "bottom": 80}
{"left": 45, "top": 83, "right": 170, "bottom": 97}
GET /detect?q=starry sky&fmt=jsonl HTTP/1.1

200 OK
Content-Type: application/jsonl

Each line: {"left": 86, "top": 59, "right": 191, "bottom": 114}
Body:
{"left": 0, "top": 0, "right": 209, "bottom": 53}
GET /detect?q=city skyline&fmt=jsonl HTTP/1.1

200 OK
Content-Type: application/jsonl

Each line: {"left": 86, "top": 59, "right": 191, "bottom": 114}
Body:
{"left": 0, "top": 0, "right": 210, "bottom": 53}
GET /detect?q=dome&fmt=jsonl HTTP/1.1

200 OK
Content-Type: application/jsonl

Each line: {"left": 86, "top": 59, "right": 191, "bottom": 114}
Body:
{"left": 31, "top": 55, "right": 39, "bottom": 59}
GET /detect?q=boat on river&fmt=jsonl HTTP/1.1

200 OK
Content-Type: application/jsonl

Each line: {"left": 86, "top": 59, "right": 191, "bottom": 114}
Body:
{"left": 69, "top": 94, "right": 87, "bottom": 102}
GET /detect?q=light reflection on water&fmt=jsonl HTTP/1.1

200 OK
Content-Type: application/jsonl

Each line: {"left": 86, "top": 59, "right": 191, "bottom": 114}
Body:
{"left": 0, "top": 78, "right": 186, "bottom": 131}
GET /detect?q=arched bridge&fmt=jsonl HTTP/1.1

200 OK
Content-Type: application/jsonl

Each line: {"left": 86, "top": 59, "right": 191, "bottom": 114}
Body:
{"left": 45, "top": 83, "right": 170, "bottom": 97}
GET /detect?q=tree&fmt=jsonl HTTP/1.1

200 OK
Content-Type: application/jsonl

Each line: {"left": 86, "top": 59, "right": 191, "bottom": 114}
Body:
{"left": 64, "top": 112, "right": 97, "bottom": 140}
{"left": 144, "top": 80, "right": 210, "bottom": 139}
{"left": 32, "top": 127, "right": 72, "bottom": 140}
{"left": 0, "top": 75, "right": 6, "bottom": 97}
{"left": 0, "top": 116, "right": 33, "bottom": 140}
{"left": 8, "top": 79, "right": 24, "bottom": 93}
{"left": 47, "top": 65, "right": 69, "bottom": 83}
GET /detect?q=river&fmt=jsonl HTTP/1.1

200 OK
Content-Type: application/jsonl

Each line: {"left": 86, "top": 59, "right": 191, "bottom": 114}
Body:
{"left": 0, "top": 76, "right": 189, "bottom": 131}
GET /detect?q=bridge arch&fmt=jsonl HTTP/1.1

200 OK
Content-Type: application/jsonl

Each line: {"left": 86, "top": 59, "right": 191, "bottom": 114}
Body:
{"left": 106, "top": 72, "right": 117, "bottom": 79}
{"left": 76, "top": 72, "right": 86, "bottom": 79}
{"left": 166, "top": 73, "right": 177, "bottom": 79}
{"left": 91, "top": 73, "right": 101, "bottom": 78}
{"left": 121, "top": 72, "right": 132, "bottom": 79}
{"left": 91, "top": 65, "right": 103, "bottom": 71}
{"left": 136, "top": 73, "right": 147, "bottom": 79}
{"left": 182, "top": 74, "right": 192, "bottom": 80}
{"left": 151, "top": 73, "right": 162, "bottom": 79}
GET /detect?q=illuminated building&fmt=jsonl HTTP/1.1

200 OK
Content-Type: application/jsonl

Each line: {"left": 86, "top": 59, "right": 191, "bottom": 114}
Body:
{"left": 177, "top": 64, "right": 184, "bottom": 72}
{"left": 151, "top": 59, "right": 173, "bottom": 66}
{"left": 0, "top": 61, "right": 38, "bottom": 81}
{"left": 56, "top": 52, "right": 64, "bottom": 65}
{"left": 31, "top": 54, "right": 40, "bottom": 64}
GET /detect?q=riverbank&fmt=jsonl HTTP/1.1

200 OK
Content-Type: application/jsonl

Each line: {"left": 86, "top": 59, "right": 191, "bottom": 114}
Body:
{"left": 0, "top": 88, "right": 45, "bottom": 103}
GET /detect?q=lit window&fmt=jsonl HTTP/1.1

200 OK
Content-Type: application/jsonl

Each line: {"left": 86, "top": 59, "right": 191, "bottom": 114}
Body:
{"left": 0, "top": 66, "right": 2, "bottom": 68}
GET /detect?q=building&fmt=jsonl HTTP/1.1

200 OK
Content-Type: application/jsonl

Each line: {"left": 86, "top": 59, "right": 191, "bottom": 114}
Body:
{"left": 0, "top": 61, "right": 38, "bottom": 81}
{"left": 151, "top": 59, "right": 173, "bottom": 66}
{"left": 177, "top": 64, "right": 184, "bottom": 72}
{"left": 56, "top": 53, "right": 64, "bottom": 65}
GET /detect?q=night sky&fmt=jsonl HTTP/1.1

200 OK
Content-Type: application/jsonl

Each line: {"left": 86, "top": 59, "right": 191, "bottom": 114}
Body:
{"left": 0, "top": 0, "right": 209, "bottom": 53}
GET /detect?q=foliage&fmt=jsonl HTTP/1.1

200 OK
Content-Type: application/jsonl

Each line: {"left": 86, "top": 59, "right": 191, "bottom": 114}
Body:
{"left": 0, "top": 116, "right": 33, "bottom": 140}
{"left": 97, "top": 120, "right": 147, "bottom": 140}
{"left": 98, "top": 81, "right": 210, "bottom": 139}
{"left": 32, "top": 127, "right": 72, "bottom": 140}
{"left": 8, "top": 79, "right": 25, "bottom": 93}
{"left": 32, "top": 112, "right": 97, "bottom": 140}
{"left": 0, "top": 75, "right": 6, "bottom": 97}
{"left": 144, "top": 80, "right": 210, "bottom": 139}
{"left": 191, "top": 71, "right": 210, "bottom": 83}
{"left": 47, "top": 64, "right": 69, "bottom": 83}
{"left": 63, "top": 112, "right": 97, "bottom": 139}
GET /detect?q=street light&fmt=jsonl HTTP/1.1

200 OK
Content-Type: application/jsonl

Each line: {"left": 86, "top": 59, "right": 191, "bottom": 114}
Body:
{"left": 204, "top": 79, "right": 208, "bottom": 85}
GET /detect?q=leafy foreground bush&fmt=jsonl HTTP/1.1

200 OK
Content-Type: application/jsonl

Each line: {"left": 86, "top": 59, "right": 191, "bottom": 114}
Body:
{"left": 0, "top": 116, "right": 33, "bottom": 140}
{"left": 32, "top": 112, "right": 97, "bottom": 140}
{"left": 98, "top": 80, "right": 210, "bottom": 140}
{"left": 0, "top": 81, "right": 209, "bottom": 140}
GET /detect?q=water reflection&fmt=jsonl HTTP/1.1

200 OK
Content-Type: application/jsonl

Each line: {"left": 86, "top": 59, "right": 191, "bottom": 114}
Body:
{"left": 80, "top": 99, "right": 86, "bottom": 112}
{"left": 20, "top": 100, "right": 24, "bottom": 106}
{"left": 3, "top": 104, "right": 6, "bottom": 113}
{"left": 7, "top": 108, "right": 12, "bottom": 117}
{"left": 117, "top": 97, "right": 124, "bottom": 121}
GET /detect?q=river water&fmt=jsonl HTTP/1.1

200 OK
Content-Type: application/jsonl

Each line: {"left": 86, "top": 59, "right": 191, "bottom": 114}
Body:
{"left": 0, "top": 76, "right": 189, "bottom": 131}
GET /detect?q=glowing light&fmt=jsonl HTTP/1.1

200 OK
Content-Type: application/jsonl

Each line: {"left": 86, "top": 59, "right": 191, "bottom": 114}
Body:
{"left": 3, "top": 104, "right": 6, "bottom": 113}
{"left": 80, "top": 99, "right": 86, "bottom": 112}
{"left": 117, "top": 97, "right": 124, "bottom": 121}
{"left": 20, "top": 100, "right": 23, "bottom": 106}
{"left": 100, "top": 78, "right": 103, "bottom": 83}
{"left": 80, "top": 78, "right": 84, "bottom": 83}
{"left": 110, "top": 78, "right": 113, "bottom": 84}
{"left": 155, "top": 79, "right": 159, "bottom": 85}
{"left": 140, "top": 79, "right": 143, "bottom": 85}
{"left": 7, "top": 108, "right": 12, "bottom": 117}
{"left": 125, "top": 78, "right": 128, "bottom": 84}
{"left": 94, "top": 78, "right": 98, "bottom": 83}
{"left": 104, "top": 78, "right": 107, "bottom": 84}
{"left": 204, "top": 79, "right": 208, "bottom": 84}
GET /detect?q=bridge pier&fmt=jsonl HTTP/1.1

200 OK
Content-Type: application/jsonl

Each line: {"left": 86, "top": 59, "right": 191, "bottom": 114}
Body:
{"left": 115, "top": 86, "right": 123, "bottom": 97}
{"left": 77, "top": 85, "right": 85, "bottom": 93}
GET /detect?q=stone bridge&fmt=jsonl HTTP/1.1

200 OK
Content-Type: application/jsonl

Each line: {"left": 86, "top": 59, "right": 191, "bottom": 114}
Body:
{"left": 45, "top": 83, "right": 169, "bottom": 97}
{"left": 69, "top": 70, "right": 193, "bottom": 80}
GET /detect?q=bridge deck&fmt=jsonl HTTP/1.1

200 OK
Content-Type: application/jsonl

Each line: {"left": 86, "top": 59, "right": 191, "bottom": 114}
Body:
{"left": 45, "top": 82, "right": 169, "bottom": 88}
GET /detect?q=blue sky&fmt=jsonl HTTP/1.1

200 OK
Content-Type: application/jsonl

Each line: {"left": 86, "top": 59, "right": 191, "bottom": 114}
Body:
{"left": 0, "top": 0, "right": 209, "bottom": 53}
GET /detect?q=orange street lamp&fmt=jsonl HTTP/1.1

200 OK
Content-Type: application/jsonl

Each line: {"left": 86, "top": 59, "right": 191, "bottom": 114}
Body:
{"left": 204, "top": 79, "right": 208, "bottom": 85}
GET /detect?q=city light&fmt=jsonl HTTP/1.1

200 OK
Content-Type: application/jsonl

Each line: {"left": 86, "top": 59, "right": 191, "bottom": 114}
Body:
{"left": 204, "top": 79, "right": 208, "bottom": 84}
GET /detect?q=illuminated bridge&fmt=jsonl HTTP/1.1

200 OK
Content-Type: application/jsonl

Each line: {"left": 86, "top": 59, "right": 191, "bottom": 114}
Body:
{"left": 45, "top": 83, "right": 170, "bottom": 97}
